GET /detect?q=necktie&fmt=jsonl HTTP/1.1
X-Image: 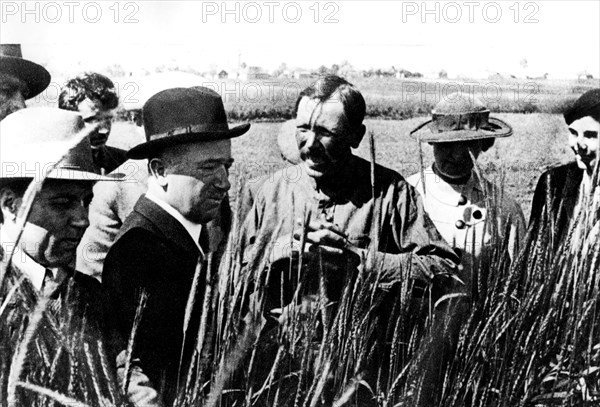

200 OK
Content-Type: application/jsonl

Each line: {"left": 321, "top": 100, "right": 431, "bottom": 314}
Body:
{"left": 198, "top": 227, "right": 210, "bottom": 258}
{"left": 42, "top": 268, "right": 59, "bottom": 297}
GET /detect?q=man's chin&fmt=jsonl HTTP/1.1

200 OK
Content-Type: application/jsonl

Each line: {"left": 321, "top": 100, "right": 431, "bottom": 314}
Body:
{"left": 303, "top": 162, "right": 329, "bottom": 179}
{"left": 576, "top": 157, "right": 597, "bottom": 172}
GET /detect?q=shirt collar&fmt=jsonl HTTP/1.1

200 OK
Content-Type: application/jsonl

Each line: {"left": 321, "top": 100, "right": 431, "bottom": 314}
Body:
{"left": 0, "top": 227, "right": 58, "bottom": 291}
{"left": 145, "top": 191, "right": 205, "bottom": 257}
{"left": 418, "top": 166, "right": 484, "bottom": 205}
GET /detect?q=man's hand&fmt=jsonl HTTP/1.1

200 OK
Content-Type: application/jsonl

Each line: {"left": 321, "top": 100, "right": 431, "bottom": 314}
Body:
{"left": 269, "top": 217, "right": 363, "bottom": 270}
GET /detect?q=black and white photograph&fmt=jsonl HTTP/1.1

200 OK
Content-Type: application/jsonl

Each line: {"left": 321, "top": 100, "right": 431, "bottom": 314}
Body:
{"left": 1, "top": 1, "right": 599, "bottom": 406}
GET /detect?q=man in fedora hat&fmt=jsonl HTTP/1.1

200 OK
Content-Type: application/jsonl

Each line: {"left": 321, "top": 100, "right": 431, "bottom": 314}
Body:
{"left": 0, "top": 44, "right": 50, "bottom": 120}
{"left": 0, "top": 107, "right": 120, "bottom": 404}
{"left": 530, "top": 88, "right": 600, "bottom": 245}
{"left": 102, "top": 87, "right": 249, "bottom": 406}
{"left": 407, "top": 92, "right": 525, "bottom": 294}
{"left": 59, "top": 72, "right": 127, "bottom": 175}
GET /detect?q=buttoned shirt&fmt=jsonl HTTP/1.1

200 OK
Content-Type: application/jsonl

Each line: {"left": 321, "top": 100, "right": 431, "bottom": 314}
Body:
{"left": 239, "top": 156, "right": 460, "bottom": 301}
{"left": 407, "top": 166, "right": 526, "bottom": 290}
{"left": 146, "top": 191, "right": 205, "bottom": 258}
{"left": 0, "top": 228, "right": 66, "bottom": 292}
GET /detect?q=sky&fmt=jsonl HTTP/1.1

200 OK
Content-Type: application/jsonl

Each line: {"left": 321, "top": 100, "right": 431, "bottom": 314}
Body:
{"left": 1, "top": 0, "right": 599, "bottom": 79}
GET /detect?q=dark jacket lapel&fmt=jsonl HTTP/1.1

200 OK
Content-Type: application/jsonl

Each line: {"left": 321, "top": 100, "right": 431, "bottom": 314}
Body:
{"left": 130, "top": 195, "right": 200, "bottom": 257}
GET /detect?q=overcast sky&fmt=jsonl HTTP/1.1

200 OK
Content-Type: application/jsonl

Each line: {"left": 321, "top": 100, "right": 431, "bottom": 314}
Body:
{"left": 2, "top": 1, "right": 599, "bottom": 79}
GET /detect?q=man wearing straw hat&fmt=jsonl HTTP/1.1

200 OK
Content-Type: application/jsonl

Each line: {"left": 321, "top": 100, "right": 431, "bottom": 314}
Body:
{"left": 407, "top": 93, "right": 525, "bottom": 294}
{"left": 0, "top": 44, "right": 50, "bottom": 121}
{"left": 530, "top": 88, "right": 600, "bottom": 244}
{"left": 231, "top": 75, "right": 460, "bottom": 405}
{"left": 0, "top": 107, "right": 121, "bottom": 404}
{"left": 102, "top": 87, "right": 249, "bottom": 406}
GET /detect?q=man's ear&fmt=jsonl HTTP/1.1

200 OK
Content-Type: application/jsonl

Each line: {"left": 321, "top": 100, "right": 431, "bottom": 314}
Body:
{"left": 349, "top": 124, "right": 366, "bottom": 149}
{"left": 148, "top": 158, "right": 168, "bottom": 187}
{"left": 0, "top": 189, "right": 21, "bottom": 222}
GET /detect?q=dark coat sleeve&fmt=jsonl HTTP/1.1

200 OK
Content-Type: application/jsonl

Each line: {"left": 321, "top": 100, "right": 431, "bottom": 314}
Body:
{"left": 103, "top": 228, "right": 181, "bottom": 407}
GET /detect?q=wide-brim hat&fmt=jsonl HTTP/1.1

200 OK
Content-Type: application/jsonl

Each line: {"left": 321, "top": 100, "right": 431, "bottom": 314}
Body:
{"left": 410, "top": 92, "right": 512, "bottom": 143}
{"left": 0, "top": 44, "right": 51, "bottom": 100}
{"left": 128, "top": 87, "right": 250, "bottom": 159}
{"left": 0, "top": 107, "right": 120, "bottom": 182}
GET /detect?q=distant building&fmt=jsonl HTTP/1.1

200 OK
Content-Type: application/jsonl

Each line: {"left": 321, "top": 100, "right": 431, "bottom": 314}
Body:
{"left": 293, "top": 70, "right": 313, "bottom": 79}
{"left": 218, "top": 70, "right": 228, "bottom": 79}
{"left": 246, "top": 66, "right": 265, "bottom": 80}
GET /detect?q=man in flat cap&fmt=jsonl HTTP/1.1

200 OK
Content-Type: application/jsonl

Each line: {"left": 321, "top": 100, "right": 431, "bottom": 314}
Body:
{"left": 102, "top": 87, "right": 249, "bottom": 406}
{"left": 530, "top": 88, "right": 600, "bottom": 244}
{"left": 0, "top": 44, "right": 50, "bottom": 121}
{"left": 59, "top": 72, "right": 127, "bottom": 174}
{"left": 0, "top": 108, "right": 120, "bottom": 404}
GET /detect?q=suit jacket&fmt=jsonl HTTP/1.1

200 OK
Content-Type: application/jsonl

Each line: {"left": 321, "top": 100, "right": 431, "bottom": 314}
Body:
{"left": 529, "top": 162, "right": 583, "bottom": 244}
{"left": 77, "top": 159, "right": 230, "bottom": 281}
{"left": 102, "top": 196, "right": 208, "bottom": 407}
{"left": 0, "top": 247, "right": 114, "bottom": 405}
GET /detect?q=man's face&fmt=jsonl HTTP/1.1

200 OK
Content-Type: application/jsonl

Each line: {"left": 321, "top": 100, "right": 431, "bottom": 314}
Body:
{"left": 295, "top": 96, "right": 355, "bottom": 180}
{"left": 17, "top": 180, "right": 93, "bottom": 268}
{"left": 568, "top": 116, "right": 600, "bottom": 173}
{"left": 77, "top": 98, "right": 114, "bottom": 148}
{"left": 432, "top": 140, "right": 483, "bottom": 180}
{"left": 0, "top": 74, "right": 27, "bottom": 121}
{"left": 162, "top": 139, "right": 233, "bottom": 224}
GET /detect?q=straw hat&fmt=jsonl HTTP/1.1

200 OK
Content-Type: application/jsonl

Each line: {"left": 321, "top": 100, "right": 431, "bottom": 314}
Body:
{"left": 0, "top": 107, "right": 119, "bottom": 181}
{"left": 410, "top": 92, "right": 512, "bottom": 142}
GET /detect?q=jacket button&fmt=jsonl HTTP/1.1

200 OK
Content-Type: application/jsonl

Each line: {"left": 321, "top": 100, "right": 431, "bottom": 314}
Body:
{"left": 458, "top": 195, "right": 467, "bottom": 205}
{"left": 455, "top": 220, "right": 466, "bottom": 229}
{"left": 473, "top": 210, "right": 483, "bottom": 220}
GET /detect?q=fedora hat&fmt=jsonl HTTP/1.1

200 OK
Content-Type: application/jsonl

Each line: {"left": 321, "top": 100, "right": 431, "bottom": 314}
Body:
{"left": 0, "top": 44, "right": 51, "bottom": 100}
{"left": 127, "top": 87, "right": 250, "bottom": 159}
{"left": 0, "top": 107, "right": 119, "bottom": 181}
{"left": 410, "top": 92, "right": 512, "bottom": 142}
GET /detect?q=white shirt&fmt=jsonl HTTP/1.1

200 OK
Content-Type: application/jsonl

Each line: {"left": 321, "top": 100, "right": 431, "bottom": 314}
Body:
{"left": 145, "top": 192, "right": 206, "bottom": 258}
{"left": 0, "top": 227, "right": 62, "bottom": 291}
{"left": 407, "top": 166, "right": 526, "bottom": 285}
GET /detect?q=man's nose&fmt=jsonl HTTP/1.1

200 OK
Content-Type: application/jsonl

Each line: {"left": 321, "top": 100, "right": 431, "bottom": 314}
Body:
{"left": 576, "top": 137, "right": 588, "bottom": 151}
{"left": 70, "top": 202, "right": 90, "bottom": 229}
{"left": 303, "top": 130, "right": 319, "bottom": 150}
{"left": 213, "top": 166, "right": 231, "bottom": 191}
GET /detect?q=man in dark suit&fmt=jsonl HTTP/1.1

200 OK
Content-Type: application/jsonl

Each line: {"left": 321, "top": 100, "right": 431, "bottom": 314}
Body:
{"left": 59, "top": 72, "right": 127, "bottom": 174}
{"left": 102, "top": 87, "right": 249, "bottom": 407}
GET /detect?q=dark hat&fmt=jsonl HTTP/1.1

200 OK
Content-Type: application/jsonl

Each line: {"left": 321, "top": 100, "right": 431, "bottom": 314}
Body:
{"left": 0, "top": 44, "right": 51, "bottom": 100}
{"left": 128, "top": 87, "right": 250, "bottom": 159}
{"left": 0, "top": 107, "right": 120, "bottom": 181}
{"left": 410, "top": 93, "right": 512, "bottom": 143}
{"left": 564, "top": 88, "right": 600, "bottom": 125}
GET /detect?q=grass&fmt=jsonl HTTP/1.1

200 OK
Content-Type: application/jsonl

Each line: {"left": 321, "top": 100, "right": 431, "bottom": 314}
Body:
{"left": 29, "top": 76, "right": 599, "bottom": 122}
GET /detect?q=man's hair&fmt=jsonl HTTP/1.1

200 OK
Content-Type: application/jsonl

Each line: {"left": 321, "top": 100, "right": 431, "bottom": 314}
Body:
{"left": 294, "top": 75, "right": 366, "bottom": 130}
{"left": 564, "top": 88, "right": 600, "bottom": 125}
{"left": 58, "top": 72, "right": 119, "bottom": 111}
